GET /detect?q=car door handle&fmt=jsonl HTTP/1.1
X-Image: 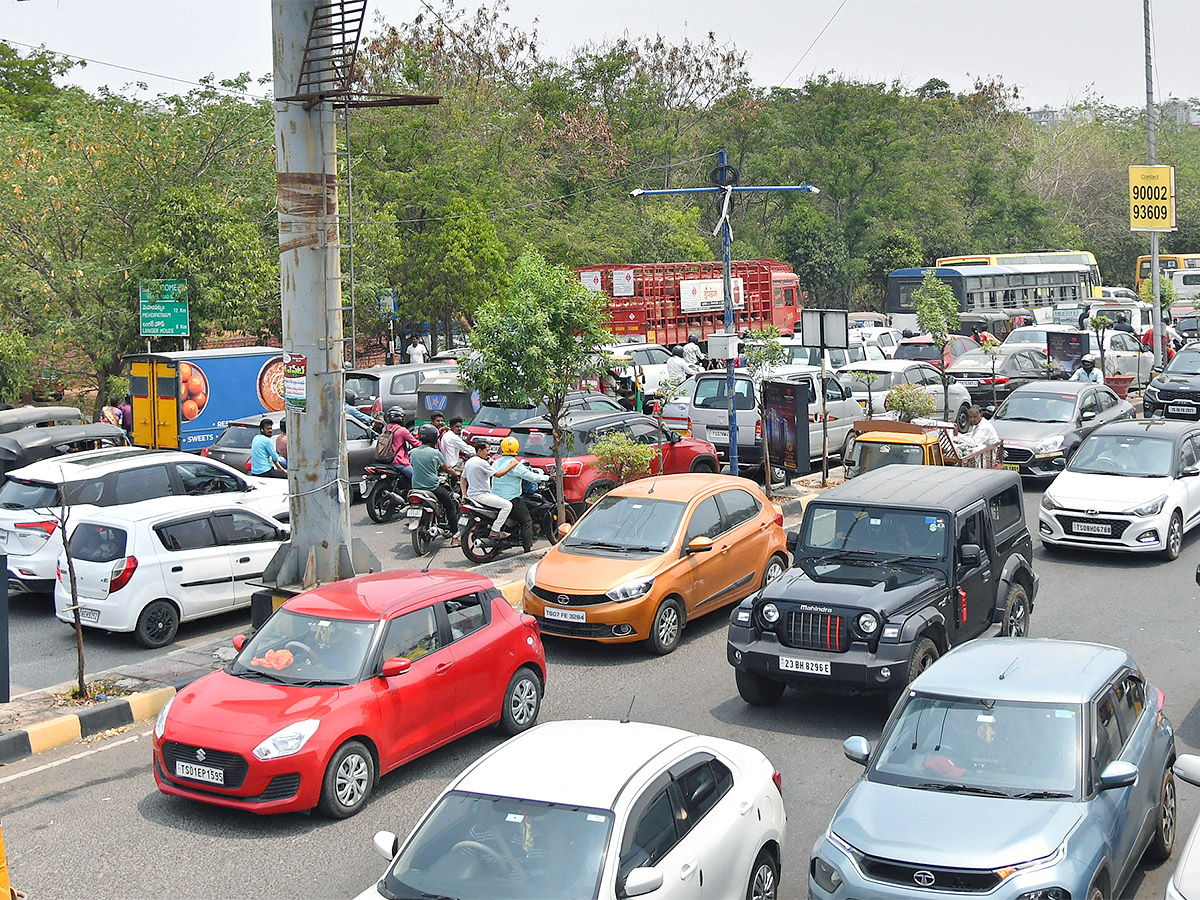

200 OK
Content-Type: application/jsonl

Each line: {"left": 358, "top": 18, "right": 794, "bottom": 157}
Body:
{"left": 435, "top": 662, "right": 453, "bottom": 675}
{"left": 739, "top": 800, "right": 754, "bottom": 816}
{"left": 171, "top": 565, "right": 183, "bottom": 573}
{"left": 238, "top": 557, "right": 250, "bottom": 564}
{"left": 679, "top": 860, "right": 699, "bottom": 881}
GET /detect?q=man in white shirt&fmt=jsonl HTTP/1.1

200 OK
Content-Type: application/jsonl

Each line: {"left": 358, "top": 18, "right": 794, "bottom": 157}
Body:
{"left": 958, "top": 406, "right": 1000, "bottom": 453}
{"left": 407, "top": 337, "right": 429, "bottom": 364}
{"left": 439, "top": 416, "right": 473, "bottom": 470}
{"left": 461, "top": 440, "right": 511, "bottom": 539}
{"left": 666, "top": 345, "right": 701, "bottom": 380}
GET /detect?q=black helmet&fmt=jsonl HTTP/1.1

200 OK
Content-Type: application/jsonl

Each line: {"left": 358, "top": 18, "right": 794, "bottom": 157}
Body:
{"left": 418, "top": 424, "right": 439, "bottom": 445}
{"left": 385, "top": 406, "right": 404, "bottom": 424}
{"left": 344, "top": 388, "right": 358, "bottom": 405}
{"left": 672, "top": 345, "right": 685, "bottom": 357}
{"left": 688, "top": 331, "right": 700, "bottom": 344}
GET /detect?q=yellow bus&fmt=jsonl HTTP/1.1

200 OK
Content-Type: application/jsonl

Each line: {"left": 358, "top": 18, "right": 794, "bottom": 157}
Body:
{"left": 1134, "top": 253, "right": 1200, "bottom": 290}
{"left": 937, "top": 251, "right": 1102, "bottom": 296}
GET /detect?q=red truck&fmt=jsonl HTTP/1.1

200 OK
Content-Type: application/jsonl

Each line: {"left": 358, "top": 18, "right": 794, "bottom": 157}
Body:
{"left": 574, "top": 260, "right": 803, "bottom": 345}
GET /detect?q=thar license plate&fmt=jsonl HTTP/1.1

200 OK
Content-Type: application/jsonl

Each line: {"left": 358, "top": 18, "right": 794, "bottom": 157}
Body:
{"left": 174, "top": 761, "right": 225, "bottom": 785}
{"left": 78, "top": 607, "right": 100, "bottom": 623}
{"left": 1073, "top": 521, "right": 1112, "bottom": 536}
{"left": 1168, "top": 404, "right": 1197, "bottom": 415}
{"left": 779, "top": 656, "right": 831, "bottom": 675}
{"left": 707, "top": 428, "right": 729, "bottom": 443}
{"left": 543, "top": 606, "right": 586, "bottom": 623}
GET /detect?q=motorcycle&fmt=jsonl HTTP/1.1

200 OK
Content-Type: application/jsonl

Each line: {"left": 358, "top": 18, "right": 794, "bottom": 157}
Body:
{"left": 460, "top": 481, "right": 577, "bottom": 564}
{"left": 406, "top": 476, "right": 460, "bottom": 555}
{"left": 362, "top": 464, "right": 411, "bottom": 524}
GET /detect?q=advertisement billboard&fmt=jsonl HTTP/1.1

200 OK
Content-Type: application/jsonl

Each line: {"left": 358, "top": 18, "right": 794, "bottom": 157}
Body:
{"left": 762, "top": 379, "right": 811, "bottom": 475}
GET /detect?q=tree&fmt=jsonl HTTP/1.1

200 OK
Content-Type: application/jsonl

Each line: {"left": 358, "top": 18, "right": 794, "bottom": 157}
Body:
{"left": 911, "top": 270, "right": 961, "bottom": 420}
{"left": 0, "top": 41, "right": 76, "bottom": 122}
{"left": 0, "top": 331, "right": 34, "bottom": 403}
{"left": 847, "top": 369, "right": 880, "bottom": 416}
{"left": 48, "top": 498, "right": 88, "bottom": 699}
{"left": 462, "top": 247, "right": 612, "bottom": 524}
{"left": 1089, "top": 314, "right": 1112, "bottom": 376}
{"left": 740, "top": 326, "right": 787, "bottom": 495}
{"left": 779, "top": 202, "right": 850, "bottom": 306}
{"left": 591, "top": 430, "right": 657, "bottom": 489}
{"left": 980, "top": 335, "right": 1002, "bottom": 410}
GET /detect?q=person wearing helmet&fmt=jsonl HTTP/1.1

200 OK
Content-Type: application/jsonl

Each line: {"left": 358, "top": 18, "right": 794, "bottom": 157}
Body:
{"left": 382, "top": 407, "right": 419, "bottom": 479}
{"left": 1112, "top": 312, "right": 1136, "bottom": 335}
{"left": 1070, "top": 354, "right": 1105, "bottom": 384}
{"left": 410, "top": 422, "right": 462, "bottom": 545}
{"left": 344, "top": 387, "right": 375, "bottom": 427}
{"left": 683, "top": 332, "right": 705, "bottom": 368}
{"left": 491, "top": 436, "right": 551, "bottom": 552}
{"left": 666, "top": 344, "right": 701, "bottom": 380}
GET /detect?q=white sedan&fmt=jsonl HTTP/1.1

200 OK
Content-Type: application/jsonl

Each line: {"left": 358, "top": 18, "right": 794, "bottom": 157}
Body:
{"left": 355, "top": 719, "right": 786, "bottom": 900}
{"left": 1039, "top": 418, "right": 1200, "bottom": 559}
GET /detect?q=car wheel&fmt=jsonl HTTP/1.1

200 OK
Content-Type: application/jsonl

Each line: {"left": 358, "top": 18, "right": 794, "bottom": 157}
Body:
{"left": 736, "top": 668, "right": 785, "bottom": 706}
{"left": 955, "top": 404, "right": 971, "bottom": 432}
{"left": 317, "top": 740, "right": 375, "bottom": 818}
{"left": 762, "top": 554, "right": 787, "bottom": 589}
{"left": 136, "top": 600, "right": 179, "bottom": 649}
{"left": 648, "top": 597, "right": 683, "bottom": 655}
{"left": 584, "top": 480, "right": 614, "bottom": 505}
{"left": 1148, "top": 766, "right": 1177, "bottom": 861}
{"left": 690, "top": 457, "right": 719, "bottom": 474}
{"left": 746, "top": 848, "right": 779, "bottom": 900}
{"left": 840, "top": 430, "right": 855, "bottom": 462}
{"left": 461, "top": 520, "right": 500, "bottom": 564}
{"left": 500, "top": 667, "right": 542, "bottom": 735}
{"left": 1163, "top": 510, "right": 1184, "bottom": 560}
{"left": 1001, "top": 583, "right": 1031, "bottom": 637}
{"left": 906, "top": 637, "right": 940, "bottom": 683}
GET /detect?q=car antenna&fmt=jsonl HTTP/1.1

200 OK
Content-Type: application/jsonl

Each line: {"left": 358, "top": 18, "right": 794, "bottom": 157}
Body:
{"left": 421, "top": 536, "right": 445, "bottom": 574}
{"left": 621, "top": 695, "right": 637, "bottom": 723}
{"left": 998, "top": 657, "right": 1019, "bottom": 680}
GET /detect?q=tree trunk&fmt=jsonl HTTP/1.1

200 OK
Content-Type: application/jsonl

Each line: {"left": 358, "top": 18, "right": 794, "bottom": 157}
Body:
{"left": 58, "top": 505, "right": 88, "bottom": 699}
{"left": 548, "top": 406, "right": 567, "bottom": 531}
{"left": 759, "top": 400, "right": 773, "bottom": 498}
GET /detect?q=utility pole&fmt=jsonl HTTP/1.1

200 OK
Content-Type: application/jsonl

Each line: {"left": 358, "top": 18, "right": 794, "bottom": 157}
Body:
{"left": 1144, "top": 0, "right": 1163, "bottom": 369}
{"left": 631, "top": 148, "right": 818, "bottom": 475}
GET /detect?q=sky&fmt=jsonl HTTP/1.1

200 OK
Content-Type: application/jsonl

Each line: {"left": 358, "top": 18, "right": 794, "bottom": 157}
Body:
{"left": 0, "top": 0, "right": 1194, "bottom": 112}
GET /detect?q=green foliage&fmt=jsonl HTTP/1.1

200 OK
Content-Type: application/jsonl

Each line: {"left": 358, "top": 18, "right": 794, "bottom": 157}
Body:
{"left": 779, "top": 202, "right": 850, "bottom": 306}
{"left": 0, "top": 42, "right": 76, "bottom": 122}
{"left": 847, "top": 369, "right": 880, "bottom": 415}
{"left": 1139, "top": 275, "right": 1177, "bottom": 313}
{"left": 884, "top": 383, "right": 935, "bottom": 422}
{"left": 591, "top": 429, "right": 658, "bottom": 487}
{"left": 0, "top": 331, "right": 34, "bottom": 403}
{"left": 912, "top": 270, "right": 961, "bottom": 417}
{"left": 1089, "top": 315, "right": 1111, "bottom": 373}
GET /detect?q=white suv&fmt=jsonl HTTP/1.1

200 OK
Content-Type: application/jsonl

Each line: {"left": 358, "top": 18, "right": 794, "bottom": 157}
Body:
{"left": 1, "top": 448, "right": 288, "bottom": 597}
{"left": 54, "top": 497, "right": 288, "bottom": 647}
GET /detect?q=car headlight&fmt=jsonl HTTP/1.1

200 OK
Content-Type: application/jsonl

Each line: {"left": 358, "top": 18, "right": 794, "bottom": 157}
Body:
{"left": 811, "top": 856, "right": 843, "bottom": 893}
{"left": 252, "top": 719, "right": 320, "bottom": 760}
{"left": 525, "top": 560, "right": 539, "bottom": 591}
{"left": 1124, "top": 494, "right": 1167, "bottom": 517}
{"left": 1033, "top": 434, "right": 1065, "bottom": 454}
{"left": 1040, "top": 493, "right": 1063, "bottom": 511}
{"left": 606, "top": 576, "right": 655, "bottom": 603}
{"left": 856, "top": 612, "right": 879, "bottom": 635}
{"left": 1014, "top": 890, "right": 1070, "bottom": 900}
{"left": 760, "top": 602, "right": 780, "bottom": 624}
{"left": 1145, "top": 383, "right": 1161, "bottom": 398}
{"left": 154, "top": 695, "right": 175, "bottom": 740}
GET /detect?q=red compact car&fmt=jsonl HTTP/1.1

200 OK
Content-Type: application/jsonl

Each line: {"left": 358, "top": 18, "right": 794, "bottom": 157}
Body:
{"left": 152, "top": 570, "right": 545, "bottom": 817}
{"left": 508, "top": 410, "right": 720, "bottom": 510}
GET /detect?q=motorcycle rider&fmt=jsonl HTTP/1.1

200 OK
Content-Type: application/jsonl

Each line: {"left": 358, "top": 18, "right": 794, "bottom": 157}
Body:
{"left": 410, "top": 424, "right": 461, "bottom": 546}
{"left": 666, "top": 345, "right": 702, "bottom": 380}
{"left": 383, "top": 406, "right": 419, "bottom": 481}
{"left": 683, "top": 331, "right": 704, "bottom": 368}
{"left": 491, "top": 436, "right": 550, "bottom": 552}
{"left": 462, "top": 439, "right": 512, "bottom": 540}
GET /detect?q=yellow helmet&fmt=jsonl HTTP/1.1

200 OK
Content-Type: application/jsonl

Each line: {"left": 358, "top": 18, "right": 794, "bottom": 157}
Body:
{"left": 500, "top": 436, "right": 520, "bottom": 456}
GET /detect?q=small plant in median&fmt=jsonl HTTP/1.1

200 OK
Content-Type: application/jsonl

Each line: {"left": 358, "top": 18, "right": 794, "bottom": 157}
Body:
{"left": 884, "top": 383, "right": 935, "bottom": 422}
{"left": 591, "top": 430, "right": 658, "bottom": 495}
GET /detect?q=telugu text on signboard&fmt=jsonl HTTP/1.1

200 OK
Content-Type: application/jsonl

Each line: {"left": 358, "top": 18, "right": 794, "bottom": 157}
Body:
{"left": 679, "top": 277, "right": 744, "bottom": 313}
{"left": 283, "top": 353, "right": 307, "bottom": 413}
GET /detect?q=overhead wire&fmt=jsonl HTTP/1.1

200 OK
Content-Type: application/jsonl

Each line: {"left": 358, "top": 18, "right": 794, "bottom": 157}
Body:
{"left": 778, "top": 0, "right": 851, "bottom": 88}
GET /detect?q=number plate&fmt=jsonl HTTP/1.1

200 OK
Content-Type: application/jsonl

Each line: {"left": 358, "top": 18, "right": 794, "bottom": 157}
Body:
{"left": 1002, "top": 463, "right": 1021, "bottom": 472}
{"left": 1073, "top": 521, "right": 1112, "bottom": 536}
{"left": 78, "top": 607, "right": 99, "bottom": 623}
{"left": 707, "top": 428, "right": 729, "bottom": 443}
{"left": 0, "top": 529, "right": 6, "bottom": 544}
{"left": 458, "top": 516, "right": 468, "bottom": 526}
{"left": 1168, "top": 404, "right": 1197, "bottom": 415}
{"left": 543, "top": 606, "right": 586, "bottom": 623}
{"left": 406, "top": 508, "right": 422, "bottom": 518}
{"left": 779, "top": 656, "right": 831, "bottom": 675}
{"left": 959, "top": 379, "right": 979, "bottom": 387}
{"left": 174, "top": 761, "right": 225, "bottom": 785}
{"left": 359, "top": 478, "right": 368, "bottom": 496}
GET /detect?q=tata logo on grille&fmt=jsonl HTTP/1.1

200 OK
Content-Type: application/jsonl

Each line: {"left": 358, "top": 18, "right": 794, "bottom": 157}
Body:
{"left": 195, "top": 748, "right": 207, "bottom": 762}
{"left": 913, "top": 870, "right": 936, "bottom": 887}
{"left": 557, "top": 594, "right": 570, "bottom": 605}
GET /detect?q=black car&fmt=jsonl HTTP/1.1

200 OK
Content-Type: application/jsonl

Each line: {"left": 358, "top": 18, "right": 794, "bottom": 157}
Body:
{"left": 204, "top": 412, "right": 378, "bottom": 481}
{"left": 463, "top": 390, "right": 624, "bottom": 452}
{"left": 1144, "top": 345, "right": 1200, "bottom": 419}
{"left": 992, "top": 380, "right": 1135, "bottom": 478}
{"left": 944, "top": 345, "right": 1048, "bottom": 409}
{"left": 727, "top": 467, "right": 1038, "bottom": 707}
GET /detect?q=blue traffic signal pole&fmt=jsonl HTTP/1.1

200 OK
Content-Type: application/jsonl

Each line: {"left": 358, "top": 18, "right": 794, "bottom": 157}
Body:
{"left": 631, "top": 147, "right": 818, "bottom": 475}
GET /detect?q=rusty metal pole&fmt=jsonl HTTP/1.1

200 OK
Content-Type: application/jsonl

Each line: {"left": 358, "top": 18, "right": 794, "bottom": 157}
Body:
{"left": 268, "top": 1, "right": 377, "bottom": 589}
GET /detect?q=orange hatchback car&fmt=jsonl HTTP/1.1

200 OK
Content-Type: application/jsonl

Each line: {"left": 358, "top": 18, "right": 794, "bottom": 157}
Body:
{"left": 523, "top": 474, "right": 788, "bottom": 654}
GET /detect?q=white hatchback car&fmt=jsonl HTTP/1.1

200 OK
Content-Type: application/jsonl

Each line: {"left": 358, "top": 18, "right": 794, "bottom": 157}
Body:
{"left": 0, "top": 448, "right": 289, "bottom": 598}
{"left": 1039, "top": 418, "right": 1200, "bottom": 559}
{"left": 53, "top": 496, "right": 288, "bottom": 647}
{"left": 355, "top": 719, "right": 786, "bottom": 900}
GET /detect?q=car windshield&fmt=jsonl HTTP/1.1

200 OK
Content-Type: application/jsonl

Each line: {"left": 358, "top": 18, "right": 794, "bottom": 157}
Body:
{"left": 473, "top": 404, "right": 546, "bottom": 428}
{"left": 783, "top": 345, "right": 820, "bottom": 366}
{"left": 563, "top": 494, "right": 686, "bottom": 554}
{"left": 1006, "top": 329, "right": 1047, "bottom": 344}
{"left": 210, "top": 424, "right": 256, "bottom": 450}
{"left": 1165, "top": 349, "right": 1200, "bottom": 376}
{"left": 870, "top": 694, "right": 1082, "bottom": 799}
{"left": 1068, "top": 434, "right": 1174, "bottom": 478}
{"left": 383, "top": 791, "right": 614, "bottom": 900}
{"left": 0, "top": 477, "right": 61, "bottom": 510}
{"left": 230, "top": 610, "right": 377, "bottom": 685}
{"left": 344, "top": 375, "right": 379, "bottom": 402}
{"left": 849, "top": 442, "right": 926, "bottom": 477}
{"left": 1176, "top": 317, "right": 1198, "bottom": 332}
{"left": 894, "top": 343, "right": 938, "bottom": 361}
{"left": 949, "top": 353, "right": 1003, "bottom": 371}
{"left": 800, "top": 503, "right": 948, "bottom": 560}
{"left": 993, "top": 392, "right": 1076, "bottom": 424}
{"left": 69, "top": 523, "right": 127, "bottom": 562}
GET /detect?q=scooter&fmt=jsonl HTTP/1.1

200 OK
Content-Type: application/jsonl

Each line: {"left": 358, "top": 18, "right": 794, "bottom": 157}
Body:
{"left": 460, "top": 481, "right": 575, "bottom": 564}
{"left": 405, "top": 476, "right": 460, "bottom": 555}
{"left": 362, "top": 465, "right": 411, "bottom": 524}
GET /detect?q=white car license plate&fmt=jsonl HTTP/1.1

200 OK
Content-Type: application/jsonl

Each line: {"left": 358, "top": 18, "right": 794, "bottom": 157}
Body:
{"left": 708, "top": 428, "right": 729, "bottom": 442}
{"left": 1169, "top": 404, "right": 1196, "bottom": 415}
{"left": 779, "top": 656, "right": 831, "bottom": 675}
{"left": 543, "top": 606, "right": 586, "bottom": 623}
{"left": 78, "top": 607, "right": 99, "bottom": 623}
{"left": 1003, "top": 463, "right": 1021, "bottom": 472}
{"left": 959, "top": 379, "right": 979, "bottom": 387}
{"left": 0, "top": 528, "right": 6, "bottom": 544}
{"left": 1073, "top": 522, "right": 1112, "bottom": 536}
{"left": 175, "top": 761, "right": 225, "bottom": 785}
{"left": 406, "top": 508, "right": 422, "bottom": 518}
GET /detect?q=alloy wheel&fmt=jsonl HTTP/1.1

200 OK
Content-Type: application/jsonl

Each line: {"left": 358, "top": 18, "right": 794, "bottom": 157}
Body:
{"left": 335, "top": 753, "right": 370, "bottom": 807}
{"left": 509, "top": 677, "right": 539, "bottom": 726}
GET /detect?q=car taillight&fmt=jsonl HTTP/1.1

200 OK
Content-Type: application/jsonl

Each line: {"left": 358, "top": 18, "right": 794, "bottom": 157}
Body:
{"left": 56, "top": 565, "right": 62, "bottom": 582}
{"left": 981, "top": 376, "right": 1010, "bottom": 385}
{"left": 372, "top": 398, "right": 382, "bottom": 415}
{"left": 756, "top": 420, "right": 762, "bottom": 440}
{"left": 109, "top": 556, "right": 138, "bottom": 592}
{"left": 1156, "top": 687, "right": 1165, "bottom": 713}
{"left": 244, "top": 458, "right": 252, "bottom": 472}
{"left": 200, "top": 447, "right": 210, "bottom": 457}
{"left": 521, "top": 613, "right": 541, "bottom": 637}
{"left": 774, "top": 510, "right": 784, "bottom": 527}
{"left": 15, "top": 520, "right": 57, "bottom": 537}
{"left": 771, "top": 769, "right": 783, "bottom": 795}
{"left": 562, "top": 461, "right": 584, "bottom": 477}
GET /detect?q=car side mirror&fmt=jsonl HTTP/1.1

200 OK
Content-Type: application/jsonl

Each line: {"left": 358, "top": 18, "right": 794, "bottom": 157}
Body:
{"left": 624, "top": 867, "right": 664, "bottom": 898}
{"left": 558, "top": 522, "right": 573, "bottom": 539}
{"left": 232, "top": 634, "right": 246, "bottom": 652}
{"left": 787, "top": 531, "right": 799, "bottom": 554}
{"left": 380, "top": 657, "right": 411, "bottom": 678}
{"left": 667, "top": 430, "right": 681, "bottom": 443}
{"left": 1098, "top": 760, "right": 1138, "bottom": 791}
{"left": 959, "top": 543, "right": 982, "bottom": 568}
{"left": 1052, "top": 457, "right": 1067, "bottom": 469}
{"left": 686, "top": 536, "right": 714, "bottom": 554}
{"left": 1185, "top": 466, "right": 1200, "bottom": 478}
{"left": 1080, "top": 410, "right": 1097, "bottom": 422}
{"left": 373, "top": 830, "right": 400, "bottom": 861}
{"left": 1175, "top": 755, "right": 1200, "bottom": 787}
{"left": 843, "top": 735, "right": 872, "bottom": 766}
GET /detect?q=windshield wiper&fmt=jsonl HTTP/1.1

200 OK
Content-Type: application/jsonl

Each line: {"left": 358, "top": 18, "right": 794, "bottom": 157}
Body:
{"left": 288, "top": 678, "right": 347, "bottom": 688}
{"left": 996, "top": 416, "right": 1039, "bottom": 422}
{"left": 917, "top": 782, "right": 1011, "bottom": 797}
{"left": 1013, "top": 790, "right": 1074, "bottom": 799}
{"left": 817, "top": 549, "right": 876, "bottom": 561}
{"left": 235, "top": 667, "right": 289, "bottom": 684}
{"left": 567, "top": 539, "right": 627, "bottom": 551}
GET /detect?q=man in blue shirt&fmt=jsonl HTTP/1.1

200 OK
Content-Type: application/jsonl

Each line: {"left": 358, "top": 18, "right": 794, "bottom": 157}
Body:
{"left": 250, "top": 418, "right": 286, "bottom": 477}
{"left": 491, "top": 436, "right": 550, "bottom": 552}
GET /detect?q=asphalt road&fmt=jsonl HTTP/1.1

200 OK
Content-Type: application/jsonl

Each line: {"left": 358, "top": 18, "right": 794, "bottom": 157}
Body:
{"left": 4, "top": 485, "right": 1200, "bottom": 899}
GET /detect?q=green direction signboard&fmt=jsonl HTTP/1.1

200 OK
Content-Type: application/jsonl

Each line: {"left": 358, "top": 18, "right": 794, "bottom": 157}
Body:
{"left": 139, "top": 280, "right": 189, "bottom": 337}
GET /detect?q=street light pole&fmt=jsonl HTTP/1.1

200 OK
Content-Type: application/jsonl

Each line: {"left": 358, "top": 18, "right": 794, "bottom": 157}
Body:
{"left": 1145, "top": 0, "right": 1163, "bottom": 369}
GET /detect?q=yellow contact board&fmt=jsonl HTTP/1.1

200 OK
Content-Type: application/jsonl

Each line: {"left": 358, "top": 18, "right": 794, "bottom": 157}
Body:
{"left": 1129, "top": 165, "right": 1176, "bottom": 231}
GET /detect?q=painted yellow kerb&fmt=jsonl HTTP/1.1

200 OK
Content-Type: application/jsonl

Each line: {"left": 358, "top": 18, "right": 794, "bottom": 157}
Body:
{"left": 25, "top": 716, "right": 82, "bottom": 754}
{"left": 127, "top": 687, "right": 177, "bottom": 722}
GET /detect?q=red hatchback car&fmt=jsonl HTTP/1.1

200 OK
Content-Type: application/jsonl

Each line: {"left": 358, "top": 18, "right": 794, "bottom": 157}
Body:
{"left": 152, "top": 569, "right": 545, "bottom": 817}
{"left": 508, "top": 410, "right": 720, "bottom": 510}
